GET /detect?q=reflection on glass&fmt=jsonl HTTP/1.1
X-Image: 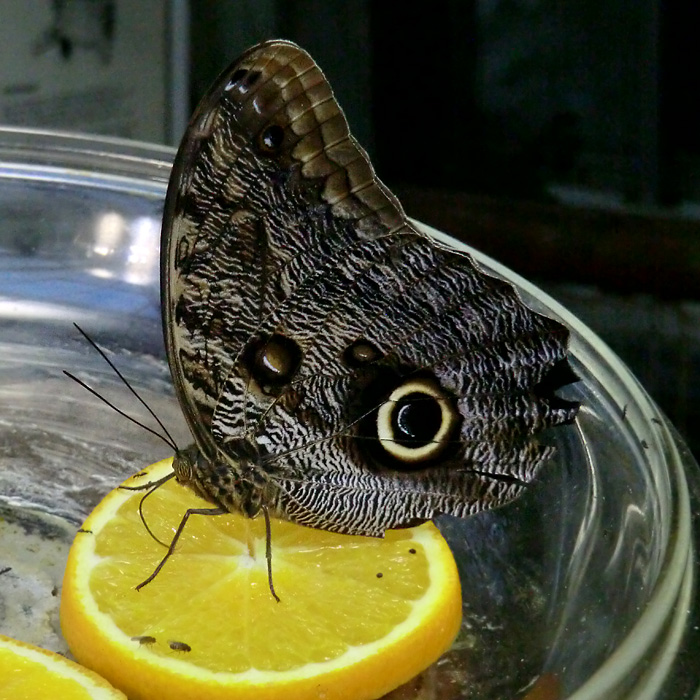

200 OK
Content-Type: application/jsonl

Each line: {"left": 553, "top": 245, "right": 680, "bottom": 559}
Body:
{"left": 92, "top": 211, "right": 125, "bottom": 257}
{"left": 86, "top": 212, "right": 159, "bottom": 286}
{"left": 88, "top": 267, "right": 115, "bottom": 279}
{"left": 125, "top": 216, "right": 159, "bottom": 286}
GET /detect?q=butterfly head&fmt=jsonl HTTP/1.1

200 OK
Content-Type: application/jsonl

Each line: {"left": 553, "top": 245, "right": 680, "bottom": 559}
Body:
{"left": 172, "top": 443, "right": 200, "bottom": 488}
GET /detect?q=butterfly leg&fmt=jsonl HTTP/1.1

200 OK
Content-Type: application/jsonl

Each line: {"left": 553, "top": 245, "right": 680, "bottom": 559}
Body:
{"left": 135, "top": 506, "right": 226, "bottom": 591}
{"left": 121, "top": 472, "right": 177, "bottom": 548}
{"left": 261, "top": 505, "right": 280, "bottom": 603}
{"left": 119, "top": 472, "right": 175, "bottom": 492}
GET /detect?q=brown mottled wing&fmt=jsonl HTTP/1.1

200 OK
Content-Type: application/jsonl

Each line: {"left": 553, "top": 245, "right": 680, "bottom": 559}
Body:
{"left": 161, "top": 40, "right": 578, "bottom": 536}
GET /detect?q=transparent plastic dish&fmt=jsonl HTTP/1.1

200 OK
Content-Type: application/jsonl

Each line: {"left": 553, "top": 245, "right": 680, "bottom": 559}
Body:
{"left": 1, "top": 126, "right": 699, "bottom": 699}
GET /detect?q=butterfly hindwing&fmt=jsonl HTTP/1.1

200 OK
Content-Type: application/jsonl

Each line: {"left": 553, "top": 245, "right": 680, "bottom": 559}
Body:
{"left": 162, "top": 40, "right": 578, "bottom": 536}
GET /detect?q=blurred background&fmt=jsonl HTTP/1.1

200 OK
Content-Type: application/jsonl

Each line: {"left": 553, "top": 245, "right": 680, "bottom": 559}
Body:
{"left": 0, "top": 0, "right": 698, "bottom": 459}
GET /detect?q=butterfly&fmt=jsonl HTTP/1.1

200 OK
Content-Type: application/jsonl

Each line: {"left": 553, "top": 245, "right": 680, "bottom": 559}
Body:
{"left": 144, "top": 39, "right": 578, "bottom": 599}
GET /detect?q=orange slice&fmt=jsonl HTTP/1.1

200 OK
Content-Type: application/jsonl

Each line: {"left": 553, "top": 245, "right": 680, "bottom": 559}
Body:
{"left": 0, "top": 634, "right": 126, "bottom": 699}
{"left": 60, "top": 458, "right": 462, "bottom": 700}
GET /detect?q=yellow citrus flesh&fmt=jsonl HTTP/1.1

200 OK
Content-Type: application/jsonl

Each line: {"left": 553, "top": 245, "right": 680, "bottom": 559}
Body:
{"left": 0, "top": 634, "right": 126, "bottom": 700}
{"left": 60, "top": 458, "right": 462, "bottom": 700}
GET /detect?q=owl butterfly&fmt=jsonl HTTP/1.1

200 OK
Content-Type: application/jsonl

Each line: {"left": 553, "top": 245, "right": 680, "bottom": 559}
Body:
{"left": 152, "top": 39, "right": 578, "bottom": 599}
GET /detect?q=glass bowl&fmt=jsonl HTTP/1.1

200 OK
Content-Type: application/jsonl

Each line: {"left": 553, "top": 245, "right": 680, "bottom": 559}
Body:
{"left": 1, "top": 126, "right": 698, "bottom": 699}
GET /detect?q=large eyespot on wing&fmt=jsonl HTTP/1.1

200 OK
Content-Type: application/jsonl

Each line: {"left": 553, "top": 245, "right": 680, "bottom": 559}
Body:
{"left": 375, "top": 376, "right": 460, "bottom": 465}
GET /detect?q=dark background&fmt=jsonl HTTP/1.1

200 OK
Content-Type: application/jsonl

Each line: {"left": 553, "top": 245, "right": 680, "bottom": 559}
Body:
{"left": 189, "top": 0, "right": 700, "bottom": 459}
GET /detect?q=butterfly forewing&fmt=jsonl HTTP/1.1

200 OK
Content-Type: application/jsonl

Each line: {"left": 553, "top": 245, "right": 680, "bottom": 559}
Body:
{"left": 161, "top": 39, "right": 579, "bottom": 536}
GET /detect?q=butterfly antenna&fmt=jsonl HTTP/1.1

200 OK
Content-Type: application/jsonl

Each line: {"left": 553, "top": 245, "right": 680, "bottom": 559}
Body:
{"left": 70, "top": 323, "right": 179, "bottom": 451}
{"left": 64, "top": 370, "right": 177, "bottom": 452}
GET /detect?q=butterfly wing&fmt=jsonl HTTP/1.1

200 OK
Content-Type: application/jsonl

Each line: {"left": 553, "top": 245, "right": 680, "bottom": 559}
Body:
{"left": 162, "top": 40, "right": 579, "bottom": 536}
